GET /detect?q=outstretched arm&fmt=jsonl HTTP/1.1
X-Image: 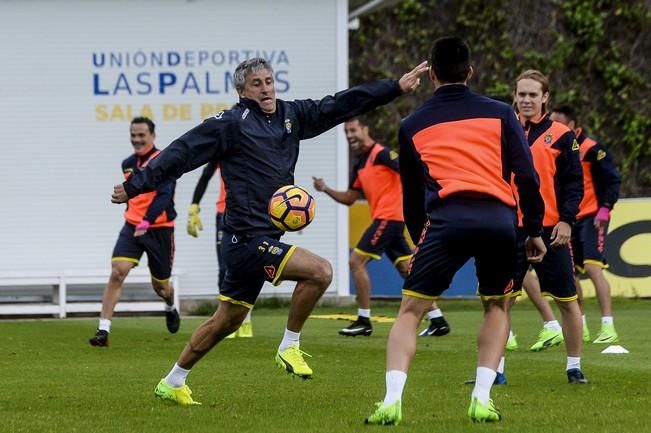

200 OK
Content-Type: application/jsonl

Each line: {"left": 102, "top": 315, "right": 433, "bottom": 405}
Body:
{"left": 294, "top": 62, "right": 429, "bottom": 140}
{"left": 112, "top": 114, "right": 233, "bottom": 203}
{"left": 312, "top": 176, "right": 360, "bottom": 206}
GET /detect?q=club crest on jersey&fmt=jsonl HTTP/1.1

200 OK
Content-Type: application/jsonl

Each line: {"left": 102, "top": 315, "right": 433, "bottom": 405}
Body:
{"left": 597, "top": 149, "right": 606, "bottom": 160}
{"left": 284, "top": 118, "right": 292, "bottom": 134}
{"left": 572, "top": 139, "right": 580, "bottom": 151}
{"left": 544, "top": 132, "right": 553, "bottom": 144}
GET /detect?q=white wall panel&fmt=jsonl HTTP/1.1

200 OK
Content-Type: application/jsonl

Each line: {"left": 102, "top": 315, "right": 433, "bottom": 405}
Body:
{"left": 0, "top": 0, "right": 349, "bottom": 298}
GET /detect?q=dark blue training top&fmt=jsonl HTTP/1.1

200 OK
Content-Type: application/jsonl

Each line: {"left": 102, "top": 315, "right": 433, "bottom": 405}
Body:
{"left": 123, "top": 79, "right": 402, "bottom": 237}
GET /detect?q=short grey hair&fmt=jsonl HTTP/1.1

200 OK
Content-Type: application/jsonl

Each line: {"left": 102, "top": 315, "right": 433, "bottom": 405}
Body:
{"left": 233, "top": 58, "right": 274, "bottom": 92}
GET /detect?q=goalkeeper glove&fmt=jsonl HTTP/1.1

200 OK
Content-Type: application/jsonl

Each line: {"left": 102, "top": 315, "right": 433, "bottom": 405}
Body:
{"left": 134, "top": 220, "right": 150, "bottom": 237}
{"left": 594, "top": 206, "right": 610, "bottom": 227}
{"left": 187, "top": 203, "right": 203, "bottom": 237}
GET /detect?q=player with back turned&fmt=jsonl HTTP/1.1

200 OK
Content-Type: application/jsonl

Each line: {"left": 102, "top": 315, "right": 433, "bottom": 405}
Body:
{"left": 364, "top": 37, "right": 545, "bottom": 425}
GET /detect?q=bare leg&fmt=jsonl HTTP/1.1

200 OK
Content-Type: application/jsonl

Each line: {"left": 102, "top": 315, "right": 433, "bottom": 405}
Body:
{"left": 395, "top": 260, "right": 409, "bottom": 279}
{"left": 523, "top": 272, "right": 557, "bottom": 322}
{"left": 468, "top": 296, "right": 509, "bottom": 409}
{"left": 507, "top": 295, "right": 516, "bottom": 332}
{"left": 177, "top": 301, "right": 249, "bottom": 369}
{"left": 100, "top": 260, "right": 135, "bottom": 320}
{"left": 386, "top": 296, "right": 432, "bottom": 371}
{"left": 504, "top": 296, "right": 517, "bottom": 353}
{"left": 368, "top": 295, "right": 430, "bottom": 413}
{"left": 557, "top": 300, "right": 583, "bottom": 357}
{"left": 152, "top": 278, "right": 174, "bottom": 306}
{"left": 281, "top": 247, "right": 333, "bottom": 332}
{"left": 574, "top": 275, "right": 585, "bottom": 313}
{"left": 350, "top": 251, "right": 372, "bottom": 310}
{"left": 585, "top": 264, "right": 613, "bottom": 317}
{"left": 477, "top": 297, "right": 509, "bottom": 370}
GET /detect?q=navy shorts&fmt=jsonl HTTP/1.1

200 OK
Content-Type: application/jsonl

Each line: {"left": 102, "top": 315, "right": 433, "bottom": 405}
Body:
{"left": 514, "top": 227, "right": 577, "bottom": 301}
{"left": 112, "top": 223, "right": 174, "bottom": 281}
{"left": 403, "top": 198, "right": 517, "bottom": 299}
{"left": 219, "top": 230, "right": 296, "bottom": 308}
{"left": 571, "top": 216, "right": 609, "bottom": 272}
{"left": 355, "top": 219, "right": 412, "bottom": 265}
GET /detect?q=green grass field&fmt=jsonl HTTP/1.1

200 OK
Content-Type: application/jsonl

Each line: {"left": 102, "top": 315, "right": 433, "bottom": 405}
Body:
{"left": 2, "top": 299, "right": 650, "bottom": 433}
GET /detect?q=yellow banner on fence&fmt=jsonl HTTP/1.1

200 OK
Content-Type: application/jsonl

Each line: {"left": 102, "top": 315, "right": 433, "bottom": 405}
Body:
{"left": 581, "top": 198, "right": 651, "bottom": 297}
{"left": 350, "top": 199, "right": 651, "bottom": 298}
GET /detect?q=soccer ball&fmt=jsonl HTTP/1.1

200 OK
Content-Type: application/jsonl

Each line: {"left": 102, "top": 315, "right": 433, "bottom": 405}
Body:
{"left": 268, "top": 185, "right": 316, "bottom": 231}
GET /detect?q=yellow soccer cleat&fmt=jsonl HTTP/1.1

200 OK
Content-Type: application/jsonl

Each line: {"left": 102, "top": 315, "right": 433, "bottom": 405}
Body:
{"left": 238, "top": 320, "right": 253, "bottom": 338}
{"left": 275, "top": 344, "right": 313, "bottom": 379}
{"left": 505, "top": 334, "right": 519, "bottom": 351}
{"left": 364, "top": 400, "right": 402, "bottom": 425}
{"left": 593, "top": 324, "right": 619, "bottom": 344}
{"left": 468, "top": 398, "right": 502, "bottom": 423}
{"left": 154, "top": 379, "right": 201, "bottom": 406}
{"left": 530, "top": 327, "right": 564, "bottom": 352}
{"left": 582, "top": 324, "right": 591, "bottom": 343}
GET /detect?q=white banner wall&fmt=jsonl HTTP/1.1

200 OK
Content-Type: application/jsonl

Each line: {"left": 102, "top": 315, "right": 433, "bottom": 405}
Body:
{"left": 0, "top": 0, "right": 349, "bottom": 297}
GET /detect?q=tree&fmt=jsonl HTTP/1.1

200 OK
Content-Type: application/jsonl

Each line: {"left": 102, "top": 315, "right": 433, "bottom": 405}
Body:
{"left": 349, "top": 0, "right": 651, "bottom": 196}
